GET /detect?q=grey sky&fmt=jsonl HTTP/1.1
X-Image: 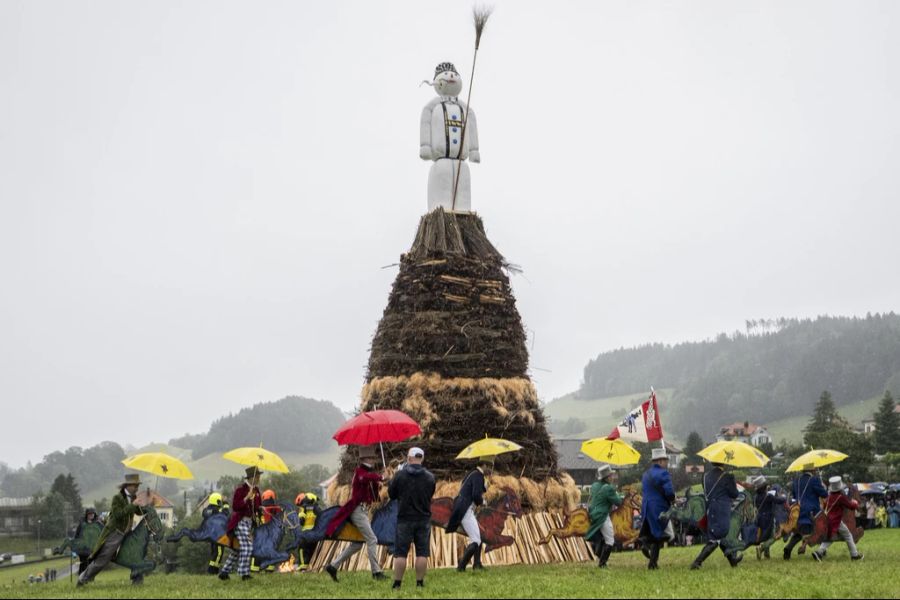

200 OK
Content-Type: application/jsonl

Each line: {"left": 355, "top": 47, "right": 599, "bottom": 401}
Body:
{"left": 1, "top": 1, "right": 898, "bottom": 468}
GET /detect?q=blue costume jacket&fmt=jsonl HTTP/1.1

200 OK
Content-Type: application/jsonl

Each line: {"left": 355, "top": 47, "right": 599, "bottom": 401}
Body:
{"left": 641, "top": 464, "right": 675, "bottom": 540}
{"left": 792, "top": 473, "right": 827, "bottom": 527}
{"left": 703, "top": 466, "right": 739, "bottom": 541}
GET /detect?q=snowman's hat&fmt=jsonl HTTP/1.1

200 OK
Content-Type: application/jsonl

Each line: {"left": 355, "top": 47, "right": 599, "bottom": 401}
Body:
{"left": 434, "top": 62, "right": 459, "bottom": 79}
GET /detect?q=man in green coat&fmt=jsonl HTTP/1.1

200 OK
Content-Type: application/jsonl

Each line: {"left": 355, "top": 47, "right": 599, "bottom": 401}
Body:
{"left": 585, "top": 465, "right": 624, "bottom": 568}
{"left": 78, "top": 473, "right": 147, "bottom": 586}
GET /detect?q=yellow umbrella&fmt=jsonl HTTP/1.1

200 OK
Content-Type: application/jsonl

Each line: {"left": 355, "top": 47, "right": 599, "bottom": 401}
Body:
{"left": 786, "top": 449, "right": 848, "bottom": 473}
{"left": 121, "top": 452, "right": 193, "bottom": 480}
{"left": 223, "top": 446, "right": 289, "bottom": 474}
{"left": 456, "top": 438, "right": 522, "bottom": 460}
{"left": 697, "top": 440, "right": 769, "bottom": 468}
{"left": 580, "top": 438, "right": 641, "bottom": 466}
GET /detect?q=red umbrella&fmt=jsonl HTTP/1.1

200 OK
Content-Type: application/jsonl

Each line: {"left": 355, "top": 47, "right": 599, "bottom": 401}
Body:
{"left": 333, "top": 410, "right": 422, "bottom": 467}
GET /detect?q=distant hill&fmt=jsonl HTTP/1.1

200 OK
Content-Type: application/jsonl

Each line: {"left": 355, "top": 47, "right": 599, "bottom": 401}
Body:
{"left": 1, "top": 395, "right": 346, "bottom": 503}
{"left": 562, "top": 314, "right": 900, "bottom": 442}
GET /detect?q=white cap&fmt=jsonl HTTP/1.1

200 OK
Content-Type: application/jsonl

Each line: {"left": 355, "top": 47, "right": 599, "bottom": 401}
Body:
{"left": 828, "top": 476, "right": 843, "bottom": 492}
{"left": 651, "top": 448, "right": 668, "bottom": 461}
{"left": 408, "top": 447, "right": 425, "bottom": 459}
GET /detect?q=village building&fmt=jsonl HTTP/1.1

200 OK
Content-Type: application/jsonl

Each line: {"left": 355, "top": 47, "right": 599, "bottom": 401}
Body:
{"left": 715, "top": 421, "right": 771, "bottom": 447}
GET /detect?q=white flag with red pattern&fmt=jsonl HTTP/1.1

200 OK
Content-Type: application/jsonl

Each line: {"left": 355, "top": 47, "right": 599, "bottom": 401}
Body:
{"left": 607, "top": 390, "right": 664, "bottom": 443}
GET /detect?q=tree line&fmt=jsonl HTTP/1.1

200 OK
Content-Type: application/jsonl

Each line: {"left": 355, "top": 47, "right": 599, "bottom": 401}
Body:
{"left": 577, "top": 314, "right": 900, "bottom": 441}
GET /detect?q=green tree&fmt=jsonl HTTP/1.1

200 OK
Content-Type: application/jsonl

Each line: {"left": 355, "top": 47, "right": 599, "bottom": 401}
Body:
{"left": 873, "top": 390, "right": 900, "bottom": 454}
{"left": 50, "top": 473, "right": 82, "bottom": 519}
{"left": 804, "top": 391, "right": 849, "bottom": 444}
{"left": 32, "top": 492, "right": 68, "bottom": 539}
{"left": 804, "top": 426, "right": 874, "bottom": 481}
{"left": 683, "top": 432, "right": 705, "bottom": 465}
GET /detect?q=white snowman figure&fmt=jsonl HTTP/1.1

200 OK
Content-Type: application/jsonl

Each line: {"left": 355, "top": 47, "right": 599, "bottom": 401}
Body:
{"left": 420, "top": 62, "right": 480, "bottom": 212}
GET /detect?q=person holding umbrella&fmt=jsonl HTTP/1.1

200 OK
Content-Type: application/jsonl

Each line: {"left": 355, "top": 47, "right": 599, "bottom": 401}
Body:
{"left": 324, "top": 445, "right": 387, "bottom": 582}
{"left": 690, "top": 461, "right": 742, "bottom": 569}
{"left": 218, "top": 466, "right": 262, "bottom": 581}
{"left": 783, "top": 464, "right": 828, "bottom": 560}
{"left": 586, "top": 464, "right": 624, "bottom": 569}
{"left": 447, "top": 459, "right": 491, "bottom": 571}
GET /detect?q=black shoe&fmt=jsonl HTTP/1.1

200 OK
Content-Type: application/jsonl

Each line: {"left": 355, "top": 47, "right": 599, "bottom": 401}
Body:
{"left": 812, "top": 550, "right": 824, "bottom": 562}
{"left": 241, "top": 575, "right": 252, "bottom": 581}
{"left": 373, "top": 571, "right": 387, "bottom": 580}
{"left": 207, "top": 565, "right": 219, "bottom": 575}
{"left": 131, "top": 575, "right": 144, "bottom": 585}
{"left": 457, "top": 542, "right": 478, "bottom": 572}
{"left": 783, "top": 550, "right": 791, "bottom": 561}
{"left": 599, "top": 544, "right": 613, "bottom": 568}
{"left": 392, "top": 581, "right": 401, "bottom": 589}
{"left": 218, "top": 572, "right": 229, "bottom": 581}
{"left": 727, "top": 551, "right": 743, "bottom": 567}
{"left": 325, "top": 565, "right": 338, "bottom": 582}
{"left": 472, "top": 543, "right": 486, "bottom": 570}
{"left": 851, "top": 554, "right": 864, "bottom": 561}
{"left": 416, "top": 580, "right": 424, "bottom": 588}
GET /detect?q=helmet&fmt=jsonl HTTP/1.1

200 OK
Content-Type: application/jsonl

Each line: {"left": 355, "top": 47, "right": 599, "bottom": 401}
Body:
{"left": 294, "top": 493, "right": 306, "bottom": 505}
{"left": 208, "top": 492, "right": 223, "bottom": 507}
{"left": 305, "top": 493, "right": 318, "bottom": 504}
{"left": 261, "top": 489, "right": 276, "bottom": 503}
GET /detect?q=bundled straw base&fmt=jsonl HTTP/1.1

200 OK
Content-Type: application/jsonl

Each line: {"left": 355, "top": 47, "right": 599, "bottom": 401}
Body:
{"left": 308, "top": 511, "right": 595, "bottom": 572}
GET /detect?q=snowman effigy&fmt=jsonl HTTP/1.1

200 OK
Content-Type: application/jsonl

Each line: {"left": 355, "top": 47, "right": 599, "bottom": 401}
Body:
{"left": 420, "top": 62, "right": 480, "bottom": 212}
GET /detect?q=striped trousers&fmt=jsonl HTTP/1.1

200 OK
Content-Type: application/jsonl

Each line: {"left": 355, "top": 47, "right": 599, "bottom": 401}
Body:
{"left": 221, "top": 517, "right": 253, "bottom": 577}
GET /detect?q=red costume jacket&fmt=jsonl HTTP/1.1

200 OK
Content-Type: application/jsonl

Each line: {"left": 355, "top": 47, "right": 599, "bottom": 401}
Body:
{"left": 823, "top": 491, "right": 858, "bottom": 536}
{"left": 325, "top": 466, "right": 383, "bottom": 537}
{"left": 226, "top": 482, "right": 261, "bottom": 533}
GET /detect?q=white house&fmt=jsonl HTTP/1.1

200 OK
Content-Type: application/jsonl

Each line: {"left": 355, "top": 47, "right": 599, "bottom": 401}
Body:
{"left": 716, "top": 422, "right": 771, "bottom": 447}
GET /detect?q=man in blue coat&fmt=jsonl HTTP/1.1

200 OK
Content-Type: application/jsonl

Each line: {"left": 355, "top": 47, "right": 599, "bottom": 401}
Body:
{"left": 639, "top": 448, "right": 676, "bottom": 569}
{"left": 690, "top": 462, "right": 742, "bottom": 569}
{"left": 783, "top": 464, "right": 828, "bottom": 560}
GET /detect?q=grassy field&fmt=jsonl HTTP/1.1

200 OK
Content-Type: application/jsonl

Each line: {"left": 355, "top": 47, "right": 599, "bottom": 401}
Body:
{"left": 763, "top": 394, "right": 882, "bottom": 445}
{"left": 5, "top": 530, "right": 896, "bottom": 598}
{"left": 80, "top": 444, "right": 340, "bottom": 505}
{"left": 544, "top": 389, "right": 677, "bottom": 440}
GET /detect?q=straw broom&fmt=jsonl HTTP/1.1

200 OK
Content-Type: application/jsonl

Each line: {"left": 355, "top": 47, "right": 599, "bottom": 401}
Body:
{"left": 451, "top": 6, "right": 493, "bottom": 211}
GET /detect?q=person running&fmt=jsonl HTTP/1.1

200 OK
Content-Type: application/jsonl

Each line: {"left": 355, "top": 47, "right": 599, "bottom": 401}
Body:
{"left": 388, "top": 447, "right": 436, "bottom": 589}
{"left": 639, "top": 448, "right": 676, "bottom": 570}
{"left": 750, "top": 477, "right": 784, "bottom": 560}
{"left": 77, "top": 474, "right": 147, "bottom": 586}
{"left": 585, "top": 464, "right": 623, "bottom": 568}
{"left": 202, "top": 493, "right": 227, "bottom": 574}
{"left": 812, "top": 476, "right": 864, "bottom": 562}
{"left": 218, "top": 467, "right": 262, "bottom": 581}
{"left": 71, "top": 508, "right": 100, "bottom": 575}
{"left": 295, "top": 492, "right": 322, "bottom": 571}
{"left": 324, "top": 445, "right": 387, "bottom": 582}
{"left": 446, "top": 459, "right": 491, "bottom": 571}
{"left": 783, "top": 464, "right": 828, "bottom": 560}
{"left": 690, "top": 462, "right": 742, "bottom": 569}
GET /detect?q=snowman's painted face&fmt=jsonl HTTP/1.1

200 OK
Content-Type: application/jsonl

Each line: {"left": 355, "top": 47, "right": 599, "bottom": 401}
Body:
{"left": 434, "top": 70, "right": 462, "bottom": 97}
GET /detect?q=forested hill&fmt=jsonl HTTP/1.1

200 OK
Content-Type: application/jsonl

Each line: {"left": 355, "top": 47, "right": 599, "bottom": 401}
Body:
{"left": 577, "top": 314, "right": 900, "bottom": 439}
{"left": 169, "top": 396, "right": 346, "bottom": 459}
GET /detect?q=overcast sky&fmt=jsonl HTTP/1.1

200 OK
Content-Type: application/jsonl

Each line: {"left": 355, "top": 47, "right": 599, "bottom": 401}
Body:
{"left": 1, "top": 1, "right": 898, "bottom": 468}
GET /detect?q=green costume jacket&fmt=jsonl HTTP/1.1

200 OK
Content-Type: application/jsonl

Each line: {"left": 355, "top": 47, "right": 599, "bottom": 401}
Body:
{"left": 585, "top": 481, "right": 624, "bottom": 540}
{"left": 89, "top": 490, "right": 145, "bottom": 560}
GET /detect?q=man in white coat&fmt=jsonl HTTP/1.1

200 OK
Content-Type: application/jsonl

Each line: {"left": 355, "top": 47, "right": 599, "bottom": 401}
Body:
{"left": 420, "top": 62, "right": 480, "bottom": 212}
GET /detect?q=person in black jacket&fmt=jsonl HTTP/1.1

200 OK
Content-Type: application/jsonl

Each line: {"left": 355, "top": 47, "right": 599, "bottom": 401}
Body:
{"left": 446, "top": 460, "right": 490, "bottom": 571}
{"left": 388, "top": 447, "right": 436, "bottom": 590}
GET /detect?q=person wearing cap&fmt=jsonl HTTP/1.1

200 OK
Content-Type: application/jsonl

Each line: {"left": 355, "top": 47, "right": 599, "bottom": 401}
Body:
{"left": 749, "top": 476, "right": 784, "bottom": 560}
{"left": 639, "top": 447, "right": 676, "bottom": 570}
{"left": 77, "top": 473, "right": 147, "bottom": 586}
{"left": 325, "top": 445, "right": 386, "bottom": 582}
{"left": 294, "top": 492, "right": 321, "bottom": 571}
{"left": 783, "top": 464, "right": 828, "bottom": 560}
{"left": 811, "top": 476, "right": 863, "bottom": 562}
{"left": 202, "top": 493, "right": 227, "bottom": 574}
{"left": 690, "top": 462, "right": 742, "bottom": 569}
{"left": 585, "top": 464, "right": 624, "bottom": 568}
{"left": 447, "top": 459, "right": 491, "bottom": 571}
{"left": 218, "top": 466, "right": 263, "bottom": 581}
{"left": 388, "top": 447, "right": 436, "bottom": 589}
{"left": 70, "top": 508, "right": 100, "bottom": 575}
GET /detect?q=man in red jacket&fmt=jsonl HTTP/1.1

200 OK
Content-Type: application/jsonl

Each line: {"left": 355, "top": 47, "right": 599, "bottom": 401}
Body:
{"left": 218, "top": 466, "right": 262, "bottom": 581}
{"left": 325, "top": 445, "right": 387, "bottom": 582}
{"left": 812, "top": 476, "right": 864, "bottom": 562}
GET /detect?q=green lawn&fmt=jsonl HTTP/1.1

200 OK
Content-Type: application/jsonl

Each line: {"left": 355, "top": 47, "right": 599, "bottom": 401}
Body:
{"left": 764, "top": 394, "right": 882, "bottom": 446}
{"left": 544, "top": 389, "right": 676, "bottom": 440}
{"left": 7, "top": 530, "right": 896, "bottom": 598}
